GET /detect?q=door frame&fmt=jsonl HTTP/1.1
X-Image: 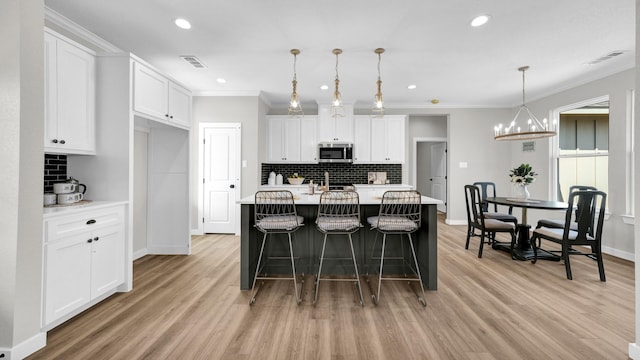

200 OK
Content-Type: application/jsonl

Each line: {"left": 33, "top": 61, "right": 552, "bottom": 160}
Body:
{"left": 412, "top": 137, "right": 448, "bottom": 211}
{"left": 196, "top": 122, "right": 242, "bottom": 235}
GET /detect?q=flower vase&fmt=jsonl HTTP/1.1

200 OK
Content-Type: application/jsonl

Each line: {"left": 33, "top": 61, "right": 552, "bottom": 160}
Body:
{"left": 523, "top": 185, "right": 530, "bottom": 200}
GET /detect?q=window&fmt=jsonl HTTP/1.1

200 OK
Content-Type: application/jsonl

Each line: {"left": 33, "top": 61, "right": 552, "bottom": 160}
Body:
{"left": 554, "top": 97, "right": 609, "bottom": 202}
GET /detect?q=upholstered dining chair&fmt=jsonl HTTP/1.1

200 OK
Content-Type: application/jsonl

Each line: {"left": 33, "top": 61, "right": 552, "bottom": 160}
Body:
{"left": 531, "top": 190, "right": 607, "bottom": 281}
{"left": 464, "top": 185, "right": 517, "bottom": 258}
{"left": 536, "top": 185, "right": 598, "bottom": 231}
{"left": 249, "top": 190, "right": 304, "bottom": 305}
{"left": 314, "top": 191, "right": 364, "bottom": 306}
{"left": 366, "top": 190, "right": 426, "bottom": 306}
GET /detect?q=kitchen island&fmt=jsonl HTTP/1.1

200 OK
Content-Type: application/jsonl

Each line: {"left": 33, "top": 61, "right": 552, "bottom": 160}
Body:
{"left": 238, "top": 190, "right": 442, "bottom": 291}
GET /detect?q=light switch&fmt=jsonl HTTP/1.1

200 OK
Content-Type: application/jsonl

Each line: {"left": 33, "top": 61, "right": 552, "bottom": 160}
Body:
{"left": 459, "top": 162, "right": 468, "bottom": 168}
{"left": 242, "top": 160, "right": 247, "bottom": 168}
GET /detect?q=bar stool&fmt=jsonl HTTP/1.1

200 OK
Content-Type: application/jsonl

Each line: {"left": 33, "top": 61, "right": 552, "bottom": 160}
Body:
{"left": 366, "top": 190, "right": 426, "bottom": 306}
{"left": 314, "top": 191, "right": 364, "bottom": 305}
{"left": 249, "top": 190, "right": 304, "bottom": 305}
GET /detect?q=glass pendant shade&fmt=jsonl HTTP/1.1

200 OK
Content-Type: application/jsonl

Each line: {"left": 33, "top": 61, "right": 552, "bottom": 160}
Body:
{"left": 371, "top": 48, "right": 385, "bottom": 118}
{"left": 288, "top": 49, "right": 304, "bottom": 117}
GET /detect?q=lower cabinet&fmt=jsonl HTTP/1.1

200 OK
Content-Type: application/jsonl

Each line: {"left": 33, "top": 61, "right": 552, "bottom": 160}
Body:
{"left": 43, "top": 204, "right": 125, "bottom": 328}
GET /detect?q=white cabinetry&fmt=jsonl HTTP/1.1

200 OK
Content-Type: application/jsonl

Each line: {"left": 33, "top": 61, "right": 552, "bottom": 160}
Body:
{"left": 133, "top": 61, "right": 191, "bottom": 129}
{"left": 43, "top": 204, "right": 125, "bottom": 328}
{"left": 353, "top": 116, "right": 372, "bottom": 163}
{"left": 317, "top": 104, "right": 354, "bottom": 142}
{"left": 266, "top": 115, "right": 318, "bottom": 163}
{"left": 44, "top": 30, "right": 96, "bottom": 155}
{"left": 370, "top": 116, "right": 406, "bottom": 163}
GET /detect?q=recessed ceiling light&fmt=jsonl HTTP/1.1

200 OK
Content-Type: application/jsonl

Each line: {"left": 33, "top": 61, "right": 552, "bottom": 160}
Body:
{"left": 320, "top": 85, "right": 329, "bottom": 90}
{"left": 408, "top": 85, "right": 417, "bottom": 90}
{"left": 470, "top": 14, "right": 490, "bottom": 27}
{"left": 216, "top": 78, "right": 226, "bottom": 84}
{"left": 175, "top": 18, "right": 191, "bottom": 30}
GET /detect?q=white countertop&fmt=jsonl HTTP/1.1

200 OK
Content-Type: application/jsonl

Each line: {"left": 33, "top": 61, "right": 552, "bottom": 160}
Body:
{"left": 238, "top": 192, "right": 442, "bottom": 205}
{"left": 43, "top": 200, "right": 128, "bottom": 219}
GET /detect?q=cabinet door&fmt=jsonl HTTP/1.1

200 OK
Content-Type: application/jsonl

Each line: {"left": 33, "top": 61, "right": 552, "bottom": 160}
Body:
{"left": 334, "top": 115, "right": 354, "bottom": 142}
{"left": 44, "top": 33, "right": 96, "bottom": 154}
{"left": 283, "top": 118, "right": 301, "bottom": 162}
{"left": 300, "top": 116, "right": 317, "bottom": 162}
{"left": 45, "top": 233, "right": 92, "bottom": 325}
{"left": 353, "top": 116, "right": 371, "bottom": 163}
{"left": 385, "top": 116, "right": 405, "bottom": 162}
{"left": 370, "top": 118, "right": 388, "bottom": 161}
{"left": 168, "top": 82, "right": 191, "bottom": 128}
{"left": 133, "top": 62, "right": 169, "bottom": 120}
{"left": 267, "top": 117, "right": 285, "bottom": 162}
{"left": 91, "top": 225, "right": 124, "bottom": 299}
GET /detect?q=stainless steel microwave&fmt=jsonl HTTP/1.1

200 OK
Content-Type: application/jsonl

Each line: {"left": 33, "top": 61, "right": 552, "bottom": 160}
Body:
{"left": 318, "top": 143, "right": 353, "bottom": 163}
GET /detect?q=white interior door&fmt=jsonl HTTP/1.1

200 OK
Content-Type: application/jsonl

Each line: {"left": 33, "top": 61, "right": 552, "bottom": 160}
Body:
{"left": 430, "top": 142, "right": 447, "bottom": 213}
{"left": 203, "top": 126, "right": 240, "bottom": 233}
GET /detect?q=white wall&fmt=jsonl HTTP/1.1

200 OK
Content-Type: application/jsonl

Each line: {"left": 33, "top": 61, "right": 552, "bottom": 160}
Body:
{"left": 516, "top": 69, "right": 635, "bottom": 258}
{"left": 0, "top": 0, "right": 46, "bottom": 355}
{"left": 191, "top": 96, "right": 266, "bottom": 230}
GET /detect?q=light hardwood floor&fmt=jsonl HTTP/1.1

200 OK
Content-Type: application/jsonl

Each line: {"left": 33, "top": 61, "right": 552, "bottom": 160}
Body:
{"left": 29, "top": 215, "right": 634, "bottom": 359}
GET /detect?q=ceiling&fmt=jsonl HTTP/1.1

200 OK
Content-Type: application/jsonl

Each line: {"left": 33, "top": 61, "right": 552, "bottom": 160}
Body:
{"left": 44, "top": 0, "right": 635, "bottom": 110}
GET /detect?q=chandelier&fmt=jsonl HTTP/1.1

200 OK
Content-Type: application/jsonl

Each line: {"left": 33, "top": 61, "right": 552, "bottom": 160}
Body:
{"left": 494, "top": 66, "right": 557, "bottom": 140}
{"left": 331, "top": 48, "right": 345, "bottom": 117}
{"left": 371, "top": 48, "right": 385, "bottom": 118}
{"left": 288, "top": 49, "right": 303, "bottom": 117}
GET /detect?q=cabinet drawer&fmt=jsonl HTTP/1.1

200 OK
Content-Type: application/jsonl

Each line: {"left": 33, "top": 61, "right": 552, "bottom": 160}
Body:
{"left": 45, "top": 207, "right": 124, "bottom": 242}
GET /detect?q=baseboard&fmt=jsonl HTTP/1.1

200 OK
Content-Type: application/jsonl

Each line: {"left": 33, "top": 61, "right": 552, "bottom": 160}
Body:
{"left": 132, "top": 248, "right": 148, "bottom": 261}
{"left": 0, "top": 331, "right": 47, "bottom": 360}
{"left": 602, "top": 245, "right": 634, "bottom": 262}
{"left": 629, "top": 343, "right": 640, "bottom": 359}
{"left": 445, "top": 219, "right": 467, "bottom": 226}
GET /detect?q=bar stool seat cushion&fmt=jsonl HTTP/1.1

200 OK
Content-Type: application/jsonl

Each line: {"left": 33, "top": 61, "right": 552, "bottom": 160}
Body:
{"left": 367, "top": 216, "right": 418, "bottom": 232}
{"left": 256, "top": 215, "right": 304, "bottom": 230}
{"left": 316, "top": 216, "right": 361, "bottom": 232}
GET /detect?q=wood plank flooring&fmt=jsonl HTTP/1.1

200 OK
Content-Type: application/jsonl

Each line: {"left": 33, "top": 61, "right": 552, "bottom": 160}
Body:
{"left": 28, "top": 214, "right": 634, "bottom": 359}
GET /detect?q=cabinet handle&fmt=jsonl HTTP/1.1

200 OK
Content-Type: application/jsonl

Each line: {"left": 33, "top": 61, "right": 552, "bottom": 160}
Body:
{"left": 86, "top": 219, "right": 96, "bottom": 225}
{"left": 94, "top": 237, "right": 99, "bottom": 242}
{"left": 169, "top": 115, "right": 174, "bottom": 119}
{"left": 87, "top": 238, "right": 93, "bottom": 243}
{"left": 59, "top": 140, "right": 66, "bottom": 144}
{"left": 165, "top": 114, "right": 169, "bottom": 117}
{"left": 51, "top": 139, "right": 58, "bottom": 144}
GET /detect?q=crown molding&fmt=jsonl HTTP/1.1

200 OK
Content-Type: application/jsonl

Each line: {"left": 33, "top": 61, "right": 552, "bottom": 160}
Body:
{"left": 45, "top": 6, "right": 122, "bottom": 53}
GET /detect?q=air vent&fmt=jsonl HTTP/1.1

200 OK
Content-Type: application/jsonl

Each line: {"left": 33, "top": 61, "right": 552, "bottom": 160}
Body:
{"left": 585, "top": 50, "right": 626, "bottom": 65}
{"left": 180, "top": 55, "right": 207, "bottom": 69}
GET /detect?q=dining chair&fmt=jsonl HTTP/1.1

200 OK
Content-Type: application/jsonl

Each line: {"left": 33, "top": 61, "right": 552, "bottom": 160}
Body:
{"left": 471, "top": 182, "right": 518, "bottom": 241}
{"left": 464, "top": 185, "right": 517, "bottom": 258}
{"left": 536, "top": 185, "right": 597, "bottom": 232}
{"left": 365, "top": 190, "right": 426, "bottom": 306}
{"left": 313, "top": 191, "right": 364, "bottom": 306}
{"left": 249, "top": 190, "right": 305, "bottom": 305}
{"left": 530, "top": 190, "right": 607, "bottom": 281}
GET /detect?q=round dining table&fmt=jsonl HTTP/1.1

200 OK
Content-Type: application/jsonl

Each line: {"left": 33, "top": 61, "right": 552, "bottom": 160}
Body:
{"left": 484, "top": 196, "right": 568, "bottom": 261}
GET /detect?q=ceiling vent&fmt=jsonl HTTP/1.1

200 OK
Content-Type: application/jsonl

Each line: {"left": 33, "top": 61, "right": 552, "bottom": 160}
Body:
{"left": 180, "top": 55, "right": 207, "bottom": 69}
{"left": 585, "top": 50, "right": 625, "bottom": 65}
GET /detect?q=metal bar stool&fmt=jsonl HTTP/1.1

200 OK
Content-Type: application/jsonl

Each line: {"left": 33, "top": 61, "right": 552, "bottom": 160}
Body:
{"left": 366, "top": 190, "right": 426, "bottom": 306}
{"left": 249, "top": 190, "right": 304, "bottom": 305}
{"left": 314, "top": 191, "right": 364, "bottom": 305}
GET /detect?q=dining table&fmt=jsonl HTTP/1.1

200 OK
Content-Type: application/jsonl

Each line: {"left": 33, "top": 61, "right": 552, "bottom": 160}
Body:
{"left": 484, "top": 196, "right": 568, "bottom": 261}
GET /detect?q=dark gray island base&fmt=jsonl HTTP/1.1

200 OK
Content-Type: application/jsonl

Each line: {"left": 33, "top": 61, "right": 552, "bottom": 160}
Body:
{"left": 240, "top": 202, "right": 438, "bottom": 291}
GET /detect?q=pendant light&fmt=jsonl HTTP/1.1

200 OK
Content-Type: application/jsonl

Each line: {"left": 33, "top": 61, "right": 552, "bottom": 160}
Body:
{"left": 494, "top": 66, "right": 557, "bottom": 140}
{"left": 331, "top": 48, "right": 345, "bottom": 118}
{"left": 371, "top": 48, "right": 385, "bottom": 118}
{"left": 288, "top": 49, "right": 304, "bottom": 117}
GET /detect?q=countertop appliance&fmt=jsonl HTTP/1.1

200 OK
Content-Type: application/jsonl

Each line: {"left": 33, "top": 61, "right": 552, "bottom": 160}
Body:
{"left": 318, "top": 143, "right": 353, "bottom": 163}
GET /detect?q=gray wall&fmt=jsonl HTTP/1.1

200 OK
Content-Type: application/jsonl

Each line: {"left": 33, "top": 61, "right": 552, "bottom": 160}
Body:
{"left": 0, "top": 0, "right": 45, "bottom": 351}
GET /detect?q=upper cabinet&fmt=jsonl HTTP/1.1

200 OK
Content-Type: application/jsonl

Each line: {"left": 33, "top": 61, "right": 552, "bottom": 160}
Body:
{"left": 266, "top": 115, "right": 317, "bottom": 163}
{"left": 317, "top": 104, "right": 354, "bottom": 143}
{"left": 370, "top": 115, "right": 406, "bottom": 163}
{"left": 353, "top": 116, "right": 372, "bottom": 163}
{"left": 133, "top": 62, "right": 191, "bottom": 129}
{"left": 44, "top": 30, "right": 96, "bottom": 155}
